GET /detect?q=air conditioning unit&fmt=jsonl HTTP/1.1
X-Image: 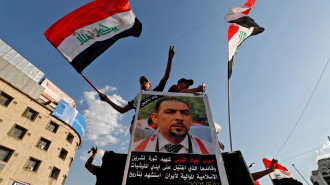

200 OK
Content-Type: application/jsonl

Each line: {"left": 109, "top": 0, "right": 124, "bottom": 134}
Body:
{"left": 37, "top": 144, "right": 46, "bottom": 150}
{"left": 26, "top": 166, "right": 34, "bottom": 171}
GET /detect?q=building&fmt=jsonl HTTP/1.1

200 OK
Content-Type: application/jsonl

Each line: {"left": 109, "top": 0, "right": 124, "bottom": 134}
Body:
{"left": 0, "top": 39, "right": 84, "bottom": 185}
{"left": 310, "top": 158, "right": 330, "bottom": 185}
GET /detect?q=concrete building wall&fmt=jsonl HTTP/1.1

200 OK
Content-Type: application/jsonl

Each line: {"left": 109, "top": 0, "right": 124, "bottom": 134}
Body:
{"left": 0, "top": 79, "right": 80, "bottom": 185}
{"left": 0, "top": 58, "right": 44, "bottom": 99}
{"left": 310, "top": 158, "right": 330, "bottom": 185}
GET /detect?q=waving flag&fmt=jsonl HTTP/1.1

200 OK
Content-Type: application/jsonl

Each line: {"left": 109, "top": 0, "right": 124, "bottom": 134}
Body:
{"left": 263, "top": 158, "right": 303, "bottom": 185}
{"left": 45, "top": 0, "right": 142, "bottom": 73}
{"left": 227, "top": 23, "right": 264, "bottom": 78}
{"left": 225, "top": 0, "right": 264, "bottom": 79}
{"left": 225, "top": 0, "right": 256, "bottom": 23}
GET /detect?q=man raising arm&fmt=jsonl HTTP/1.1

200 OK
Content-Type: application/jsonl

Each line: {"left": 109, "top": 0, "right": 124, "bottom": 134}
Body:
{"left": 99, "top": 46, "right": 175, "bottom": 113}
{"left": 252, "top": 158, "right": 278, "bottom": 181}
{"left": 168, "top": 78, "right": 205, "bottom": 94}
{"left": 85, "top": 146, "right": 98, "bottom": 173}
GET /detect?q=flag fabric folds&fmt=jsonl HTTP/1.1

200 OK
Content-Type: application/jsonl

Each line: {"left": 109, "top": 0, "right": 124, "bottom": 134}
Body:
{"left": 263, "top": 158, "right": 303, "bottom": 185}
{"left": 44, "top": 0, "right": 142, "bottom": 73}
{"left": 225, "top": 0, "right": 264, "bottom": 79}
{"left": 225, "top": 0, "right": 256, "bottom": 22}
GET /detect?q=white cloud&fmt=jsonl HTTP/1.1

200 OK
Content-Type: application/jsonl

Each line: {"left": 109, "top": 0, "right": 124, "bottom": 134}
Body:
{"left": 82, "top": 86, "right": 128, "bottom": 146}
{"left": 99, "top": 85, "right": 117, "bottom": 93}
{"left": 80, "top": 148, "right": 105, "bottom": 165}
{"left": 316, "top": 141, "right": 330, "bottom": 160}
{"left": 119, "top": 146, "right": 128, "bottom": 152}
{"left": 79, "top": 99, "right": 84, "bottom": 105}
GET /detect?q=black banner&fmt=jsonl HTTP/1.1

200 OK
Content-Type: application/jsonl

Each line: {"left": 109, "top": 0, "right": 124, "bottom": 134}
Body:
{"left": 126, "top": 152, "right": 222, "bottom": 185}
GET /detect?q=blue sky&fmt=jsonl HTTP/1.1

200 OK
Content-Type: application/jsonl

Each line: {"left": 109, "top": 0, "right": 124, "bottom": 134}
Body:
{"left": 1, "top": 0, "right": 330, "bottom": 184}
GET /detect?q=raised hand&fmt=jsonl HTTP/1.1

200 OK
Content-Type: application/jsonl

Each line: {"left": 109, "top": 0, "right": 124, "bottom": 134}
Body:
{"left": 168, "top": 46, "right": 175, "bottom": 59}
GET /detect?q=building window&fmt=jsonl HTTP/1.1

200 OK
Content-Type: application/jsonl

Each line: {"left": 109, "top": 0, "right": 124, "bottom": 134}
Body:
{"left": 324, "top": 176, "right": 330, "bottom": 184}
{"left": 0, "top": 146, "right": 14, "bottom": 162}
{"left": 8, "top": 124, "right": 27, "bottom": 139}
{"left": 62, "top": 175, "right": 67, "bottom": 185}
{"left": 22, "top": 107, "right": 38, "bottom": 121}
{"left": 25, "top": 157, "right": 42, "bottom": 172}
{"left": 59, "top": 149, "right": 68, "bottom": 160}
{"left": 50, "top": 167, "right": 61, "bottom": 180}
{"left": 69, "top": 157, "right": 73, "bottom": 167}
{"left": 66, "top": 133, "right": 74, "bottom": 144}
{"left": 0, "top": 92, "right": 13, "bottom": 107}
{"left": 75, "top": 142, "right": 79, "bottom": 151}
{"left": 46, "top": 121, "right": 59, "bottom": 133}
{"left": 36, "top": 137, "right": 51, "bottom": 151}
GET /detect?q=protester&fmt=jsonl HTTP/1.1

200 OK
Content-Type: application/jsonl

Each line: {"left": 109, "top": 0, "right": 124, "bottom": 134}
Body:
{"left": 99, "top": 46, "right": 174, "bottom": 133}
{"left": 133, "top": 98, "right": 214, "bottom": 154}
{"left": 99, "top": 46, "right": 175, "bottom": 113}
{"left": 85, "top": 146, "right": 127, "bottom": 185}
{"left": 168, "top": 78, "right": 205, "bottom": 94}
{"left": 251, "top": 158, "right": 278, "bottom": 183}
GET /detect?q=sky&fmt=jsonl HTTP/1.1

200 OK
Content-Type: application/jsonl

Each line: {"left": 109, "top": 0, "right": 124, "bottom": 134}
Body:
{"left": 1, "top": 0, "right": 330, "bottom": 184}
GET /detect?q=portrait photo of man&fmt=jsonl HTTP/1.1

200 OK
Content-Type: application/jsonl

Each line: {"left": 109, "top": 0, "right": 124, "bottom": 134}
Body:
{"left": 132, "top": 97, "right": 214, "bottom": 154}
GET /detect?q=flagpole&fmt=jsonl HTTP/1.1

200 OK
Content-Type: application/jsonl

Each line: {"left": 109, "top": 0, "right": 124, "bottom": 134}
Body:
{"left": 292, "top": 164, "right": 311, "bottom": 185}
{"left": 228, "top": 77, "right": 233, "bottom": 152}
{"left": 81, "top": 74, "right": 101, "bottom": 94}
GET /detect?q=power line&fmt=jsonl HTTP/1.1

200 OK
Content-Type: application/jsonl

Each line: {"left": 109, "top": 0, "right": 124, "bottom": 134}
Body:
{"left": 252, "top": 144, "right": 327, "bottom": 172}
{"left": 274, "top": 57, "right": 330, "bottom": 157}
{"left": 282, "top": 145, "right": 323, "bottom": 162}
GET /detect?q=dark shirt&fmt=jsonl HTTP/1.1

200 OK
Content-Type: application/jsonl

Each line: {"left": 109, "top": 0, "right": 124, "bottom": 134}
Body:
{"left": 128, "top": 79, "right": 166, "bottom": 109}
{"left": 168, "top": 84, "right": 180, "bottom": 92}
{"left": 92, "top": 152, "right": 127, "bottom": 185}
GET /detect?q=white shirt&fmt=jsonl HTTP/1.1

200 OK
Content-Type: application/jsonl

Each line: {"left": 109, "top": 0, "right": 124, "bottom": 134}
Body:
{"left": 158, "top": 133, "right": 189, "bottom": 153}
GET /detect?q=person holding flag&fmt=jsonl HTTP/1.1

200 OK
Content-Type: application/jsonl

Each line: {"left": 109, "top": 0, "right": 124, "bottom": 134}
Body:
{"left": 252, "top": 158, "right": 278, "bottom": 182}
{"left": 262, "top": 158, "right": 303, "bottom": 185}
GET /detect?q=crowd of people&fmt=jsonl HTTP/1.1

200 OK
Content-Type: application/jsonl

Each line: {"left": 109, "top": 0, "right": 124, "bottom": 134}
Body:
{"left": 85, "top": 46, "right": 278, "bottom": 185}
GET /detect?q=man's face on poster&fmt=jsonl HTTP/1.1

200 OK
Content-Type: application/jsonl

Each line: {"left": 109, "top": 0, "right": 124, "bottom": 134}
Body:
{"left": 152, "top": 100, "right": 192, "bottom": 139}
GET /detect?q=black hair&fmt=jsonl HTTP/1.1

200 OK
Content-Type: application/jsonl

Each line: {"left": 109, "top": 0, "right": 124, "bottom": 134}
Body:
{"left": 154, "top": 97, "right": 190, "bottom": 113}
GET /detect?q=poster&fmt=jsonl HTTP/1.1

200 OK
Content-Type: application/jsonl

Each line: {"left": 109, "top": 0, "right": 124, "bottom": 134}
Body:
{"left": 52, "top": 99, "right": 86, "bottom": 139}
{"left": 123, "top": 91, "right": 229, "bottom": 185}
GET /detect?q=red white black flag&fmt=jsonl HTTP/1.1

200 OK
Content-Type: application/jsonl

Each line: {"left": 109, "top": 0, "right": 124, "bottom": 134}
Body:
{"left": 263, "top": 158, "right": 303, "bottom": 185}
{"left": 225, "top": 0, "right": 256, "bottom": 23}
{"left": 225, "top": 0, "right": 264, "bottom": 79}
{"left": 45, "top": 0, "right": 142, "bottom": 73}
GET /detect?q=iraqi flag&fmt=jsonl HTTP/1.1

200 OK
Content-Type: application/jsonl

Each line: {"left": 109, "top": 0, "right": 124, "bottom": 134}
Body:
{"left": 225, "top": 0, "right": 256, "bottom": 23}
{"left": 227, "top": 22, "right": 264, "bottom": 79}
{"left": 263, "top": 158, "right": 303, "bottom": 185}
{"left": 44, "top": 0, "right": 142, "bottom": 73}
{"left": 225, "top": 0, "right": 264, "bottom": 79}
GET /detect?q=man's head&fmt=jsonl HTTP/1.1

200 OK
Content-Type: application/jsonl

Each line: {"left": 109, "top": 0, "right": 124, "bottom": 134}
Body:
{"left": 177, "top": 78, "right": 194, "bottom": 89}
{"left": 102, "top": 151, "right": 114, "bottom": 163}
{"left": 140, "top": 76, "right": 152, "bottom": 90}
{"left": 151, "top": 98, "right": 192, "bottom": 144}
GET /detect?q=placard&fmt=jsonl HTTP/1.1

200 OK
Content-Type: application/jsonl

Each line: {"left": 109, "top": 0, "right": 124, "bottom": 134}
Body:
{"left": 123, "top": 91, "right": 228, "bottom": 185}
